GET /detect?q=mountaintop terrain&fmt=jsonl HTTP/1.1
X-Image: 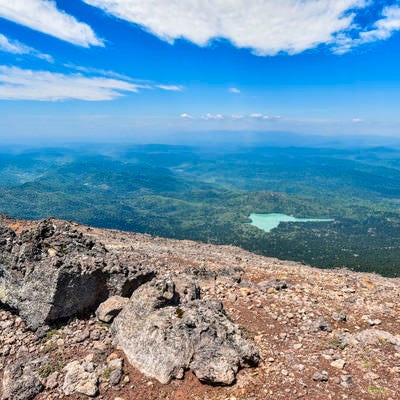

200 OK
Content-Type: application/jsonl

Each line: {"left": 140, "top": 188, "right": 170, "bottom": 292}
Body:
{"left": 0, "top": 215, "right": 400, "bottom": 400}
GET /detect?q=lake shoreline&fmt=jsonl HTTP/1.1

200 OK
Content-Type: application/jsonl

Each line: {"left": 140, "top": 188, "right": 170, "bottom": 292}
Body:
{"left": 248, "top": 213, "right": 334, "bottom": 233}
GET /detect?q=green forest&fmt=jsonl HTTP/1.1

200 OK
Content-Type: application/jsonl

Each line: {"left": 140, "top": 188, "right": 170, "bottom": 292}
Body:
{"left": 1, "top": 143, "right": 400, "bottom": 277}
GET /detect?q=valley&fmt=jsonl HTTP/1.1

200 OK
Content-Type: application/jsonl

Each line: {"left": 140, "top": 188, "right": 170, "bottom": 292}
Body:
{"left": 1, "top": 143, "right": 400, "bottom": 276}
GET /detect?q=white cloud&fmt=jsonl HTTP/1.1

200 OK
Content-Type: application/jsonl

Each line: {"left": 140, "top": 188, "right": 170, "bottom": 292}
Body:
{"left": 0, "top": 0, "right": 103, "bottom": 47}
{"left": 248, "top": 113, "right": 282, "bottom": 121}
{"left": 232, "top": 114, "right": 244, "bottom": 119}
{"left": 0, "top": 66, "right": 147, "bottom": 101}
{"left": 263, "top": 115, "right": 281, "bottom": 120}
{"left": 0, "top": 34, "right": 30, "bottom": 54}
{"left": 249, "top": 113, "right": 264, "bottom": 119}
{"left": 83, "top": 0, "right": 371, "bottom": 55}
{"left": 333, "top": 5, "right": 400, "bottom": 54}
{"left": 203, "top": 113, "right": 224, "bottom": 120}
{"left": 156, "top": 84, "right": 183, "bottom": 91}
{"left": 0, "top": 33, "right": 53, "bottom": 61}
{"left": 229, "top": 87, "right": 240, "bottom": 94}
{"left": 352, "top": 118, "right": 363, "bottom": 123}
{"left": 180, "top": 113, "right": 193, "bottom": 119}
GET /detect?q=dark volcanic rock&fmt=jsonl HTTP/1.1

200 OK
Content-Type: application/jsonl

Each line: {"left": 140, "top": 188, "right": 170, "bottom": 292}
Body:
{"left": 111, "top": 277, "right": 260, "bottom": 385}
{"left": 0, "top": 218, "right": 155, "bottom": 329}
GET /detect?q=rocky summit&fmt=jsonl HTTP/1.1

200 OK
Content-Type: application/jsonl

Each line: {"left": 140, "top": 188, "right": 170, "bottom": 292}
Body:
{"left": 0, "top": 216, "right": 400, "bottom": 400}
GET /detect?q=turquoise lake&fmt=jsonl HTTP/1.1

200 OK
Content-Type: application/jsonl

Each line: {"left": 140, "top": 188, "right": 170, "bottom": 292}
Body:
{"left": 248, "top": 213, "right": 334, "bottom": 233}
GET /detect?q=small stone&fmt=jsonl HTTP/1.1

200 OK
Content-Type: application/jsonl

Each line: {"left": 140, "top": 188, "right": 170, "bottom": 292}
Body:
{"left": 268, "top": 357, "right": 275, "bottom": 363}
{"left": 73, "top": 329, "right": 90, "bottom": 343}
{"left": 175, "top": 368, "right": 185, "bottom": 379}
{"left": 34, "top": 325, "right": 50, "bottom": 339}
{"left": 48, "top": 248, "right": 57, "bottom": 257}
{"left": 239, "top": 287, "right": 255, "bottom": 296}
{"left": 45, "top": 372, "right": 59, "bottom": 389}
{"left": 259, "top": 279, "right": 288, "bottom": 291}
{"left": 227, "top": 293, "right": 237, "bottom": 302}
{"left": 313, "top": 371, "right": 329, "bottom": 382}
{"left": 364, "top": 372, "right": 380, "bottom": 380}
{"left": 340, "top": 375, "right": 353, "bottom": 389}
{"left": 330, "top": 359, "right": 346, "bottom": 369}
{"left": 360, "top": 280, "right": 375, "bottom": 290}
{"left": 96, "top": 296, "right": 130, "bottom": 323}
{"left": 314, "top": 317, "right": 332, "bottom": 333}
{"left": 332, "top": 312, "right": 347, "bottom": 322}
{"left": 294, "top": 343, "right": 303, "bottom": 350}
{"left": 107, "top": 352, "right": 119, "bottom": 362}
{"left": 90, "top": 329, "right": 101, "bottom": 341}
{"left": 107, "top": 358, "right": 123, "bottom": 385}
{"left": 281, "top": 369, "right": 289, "bottom": 376}
{"left": 369, "top": 319, "right": 382, "bottom": 326}
{"left": 63, "top": 360, "right": 98, "bottom": 397}
{"left": 296, "top": 364, "right": 305, "bottom": 371}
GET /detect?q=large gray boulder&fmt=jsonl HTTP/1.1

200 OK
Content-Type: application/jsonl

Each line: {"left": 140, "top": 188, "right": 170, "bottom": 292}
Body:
{"left": 111, "top": 278, "right": 260, "bottom": 385}
{"left": 2, "top": 351, "right": 47, "bottom": 400}
{"left": 0, "top": 219, "right": 155, "bottom": 329}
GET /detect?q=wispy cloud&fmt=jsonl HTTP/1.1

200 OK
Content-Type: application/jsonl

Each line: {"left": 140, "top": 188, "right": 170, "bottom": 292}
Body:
{"left": 155, "top": 84, "right": 183, "bottom": 91}
{"left": 0, "top": 0, "right": 103, "bottom": 47}
{"left": 333, "top": 5, "right": 400, "bottom": 54}
{"left": 0, "top": 33, "right": 53, "bottom": 62}
{"left": 229, "top": 87, "right": 241, "bottom": 94}
{"left": 82, "top": 0, "right": 376, "bottom": 55}
{"left": 0, "top": 66, "right": 147, "bottom": 101}
{"left": 352, "top": 118, "right": 363, "bottom": 123}
{"left": 63, "top": 64, "right": 135, "bottom": 81}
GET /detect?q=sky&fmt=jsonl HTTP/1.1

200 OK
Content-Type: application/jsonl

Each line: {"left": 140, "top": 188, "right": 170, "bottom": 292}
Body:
{"left": 1, "top": 0, "right": 400, "bottom": 143}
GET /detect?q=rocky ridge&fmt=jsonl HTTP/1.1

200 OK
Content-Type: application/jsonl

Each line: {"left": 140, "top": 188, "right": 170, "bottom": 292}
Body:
{"left": 0, "top": 215, "right": 400, "bottom": 400}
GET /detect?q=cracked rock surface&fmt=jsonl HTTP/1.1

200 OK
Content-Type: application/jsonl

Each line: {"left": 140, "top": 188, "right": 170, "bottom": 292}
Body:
{"left": 0, "top": 218, "right": 154, "bottom": 329}
{"left": 111, "top": 278, "right": 259, "bottom": 385}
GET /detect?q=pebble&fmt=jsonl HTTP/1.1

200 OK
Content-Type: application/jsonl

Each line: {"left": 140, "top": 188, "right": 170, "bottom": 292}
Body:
{"left": 313, "top": 371, "right": 329, "bottom": 382}
{"left": 330, "top": 359, "right": 346, "bottom": 369}
{"left": 340, "top": 375, "right": 353, "bottom": 389}
{"left": 332, "top": 312, "right": 347, "bottom": 322}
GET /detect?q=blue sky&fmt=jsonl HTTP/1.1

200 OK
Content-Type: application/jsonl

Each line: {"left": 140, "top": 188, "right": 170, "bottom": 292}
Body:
{"left": 1, "top": 0, "right": 400, "bottom": 143}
